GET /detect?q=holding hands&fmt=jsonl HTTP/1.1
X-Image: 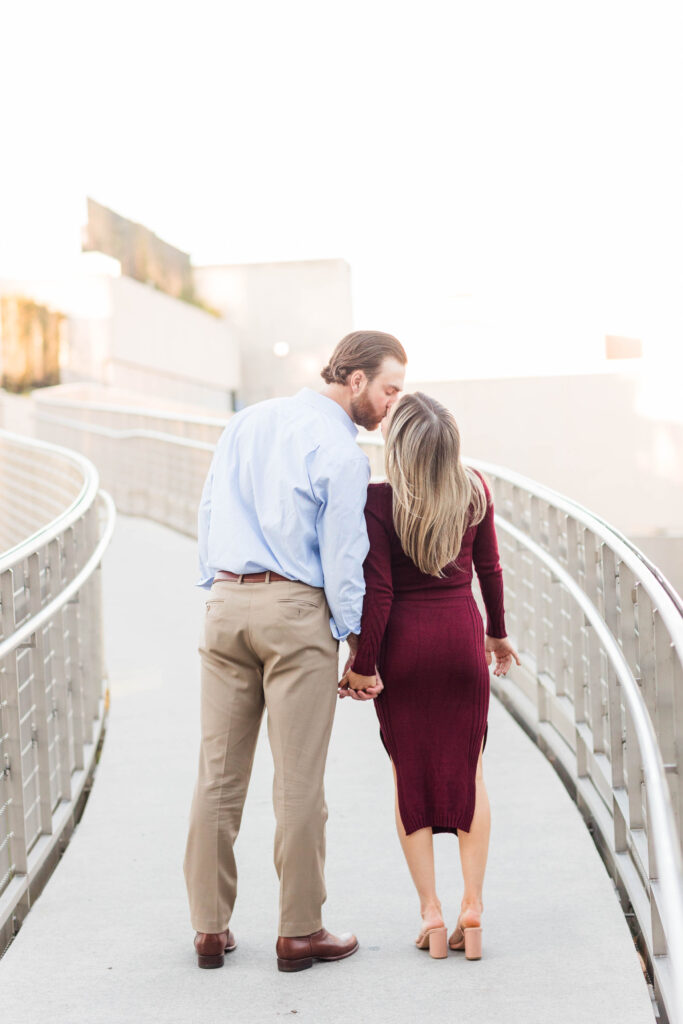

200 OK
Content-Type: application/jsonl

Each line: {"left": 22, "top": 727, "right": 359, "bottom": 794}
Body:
{"left": 338, "top": 667, "right": 384, "bottom": 700}
{"left": 338, "top": 634, "right": 384, "bottom": 700}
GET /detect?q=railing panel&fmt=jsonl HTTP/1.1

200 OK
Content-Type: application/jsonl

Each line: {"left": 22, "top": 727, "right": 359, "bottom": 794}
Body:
{"left": 0, "top": 430, "right": 115, "bottom": 955}
{"left": 477, "top": 461, "right": 683, "bottom": 1024}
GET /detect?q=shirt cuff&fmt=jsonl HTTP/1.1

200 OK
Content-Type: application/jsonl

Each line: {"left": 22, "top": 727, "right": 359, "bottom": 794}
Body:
{"left": 330, "top": 616, "right": 360, "bottom": 643}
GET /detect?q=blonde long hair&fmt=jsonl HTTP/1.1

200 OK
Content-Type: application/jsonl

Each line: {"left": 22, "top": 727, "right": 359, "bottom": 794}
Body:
{"left": 384, "top": 392, "right": 487, "bottom": 576}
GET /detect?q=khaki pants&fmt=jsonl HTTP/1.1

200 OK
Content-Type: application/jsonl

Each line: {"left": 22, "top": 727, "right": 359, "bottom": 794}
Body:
{"left": 183, "top": 579, "right": 339, "bottom": 937}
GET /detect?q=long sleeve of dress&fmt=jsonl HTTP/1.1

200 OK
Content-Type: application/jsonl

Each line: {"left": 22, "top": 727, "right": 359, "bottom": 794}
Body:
{"left": 351, "top": 495, "right": 394, "bottom": 676}
{"left": 472, "top": 479, "right": 507, "bottom": 639}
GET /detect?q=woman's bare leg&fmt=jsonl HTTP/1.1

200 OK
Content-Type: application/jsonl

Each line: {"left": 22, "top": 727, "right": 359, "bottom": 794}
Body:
{"left": 392, "top": 763, "right": 444, "bottom": 929}
{"left": 456, "top": 744, "right": 490, "bottom": 927}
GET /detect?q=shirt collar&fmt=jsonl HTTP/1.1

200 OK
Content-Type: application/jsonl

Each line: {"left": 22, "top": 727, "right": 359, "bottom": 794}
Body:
{"left": 296, "top": 388, "right": 359, "bottom": 439}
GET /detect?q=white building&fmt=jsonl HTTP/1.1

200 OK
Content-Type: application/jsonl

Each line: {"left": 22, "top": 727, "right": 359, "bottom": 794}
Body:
{"left": 0, "top": 253, "right": 241, "bottom": 413}
{"left": 193, "top": 258, "right": 353, "bottom": 407}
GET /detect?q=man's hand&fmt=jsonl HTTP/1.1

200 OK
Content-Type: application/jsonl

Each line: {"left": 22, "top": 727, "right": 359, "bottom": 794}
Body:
{"left": 485, "top": 635, "right": 521, "bottom": 677}
{"left": 338, "top": 667, "right": 384, "bottom": 701}
{"left": 340, "top": 633, "right": 359, "bottom": 677}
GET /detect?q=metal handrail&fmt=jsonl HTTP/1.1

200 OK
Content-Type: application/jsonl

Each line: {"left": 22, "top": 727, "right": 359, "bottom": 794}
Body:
{"left": 469, "top": 456, "right": 683, "bottom": 646}
{"left": 0, "top": 430, "right": 101, "bottom": 571}
{"left": 499, "top": 516, "right": 683, "bottom": 1022}
{"left": 459, "top": 455, "right": 683, "bottom": 1024}
{"left": 0, "top": 491, "right": 116, "bottom": 662}
{"left": 33, "top": 390, "right": 231, "bottom": 428}
{"left": 366, "top": 433, "right": 683, "bottom": 615}
{"left": 0, "top": 433, "right": 115, "bottom": 954}
{"left": 33, "top": 410, "right": 216, "bottom": 452}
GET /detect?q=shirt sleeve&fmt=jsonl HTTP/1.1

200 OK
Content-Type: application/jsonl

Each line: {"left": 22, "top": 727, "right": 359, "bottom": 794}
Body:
{"left": 197, "top": 454, "right": 215, "bottom": 589}
{"left": 472, "top": 475, "right": 507, "bottom": 638}
{"left": 312, "top": 451, "right": 371, "bottom": 640}
{"left": 351, "top": 494, "right": 394, "bottom": 676}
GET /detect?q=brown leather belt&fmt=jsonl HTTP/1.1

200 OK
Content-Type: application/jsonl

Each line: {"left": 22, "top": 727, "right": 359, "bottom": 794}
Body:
{"left": 214, "top": 570, "right": 292, "bottom": 584}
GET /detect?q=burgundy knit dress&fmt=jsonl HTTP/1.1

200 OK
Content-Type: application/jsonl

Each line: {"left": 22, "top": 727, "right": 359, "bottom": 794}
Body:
{"left": 351, "top": 475, "right": 507, "bottom": 836}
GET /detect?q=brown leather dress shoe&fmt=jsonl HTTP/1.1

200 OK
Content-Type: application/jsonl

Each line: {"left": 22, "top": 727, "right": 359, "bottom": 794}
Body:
{"left": 194, "top": 929, "right": 237, "bottom": 969}
{"left": 276, "top": 927, "right": 359, "bottom": 972}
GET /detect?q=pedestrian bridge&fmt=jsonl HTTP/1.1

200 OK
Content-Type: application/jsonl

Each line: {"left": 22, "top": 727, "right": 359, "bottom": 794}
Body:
{"left": 0, "top": 391, "right": 682, "bottom": 1024}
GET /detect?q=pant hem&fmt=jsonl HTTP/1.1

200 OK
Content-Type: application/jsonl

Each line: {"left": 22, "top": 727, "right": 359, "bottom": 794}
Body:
{"left": 279, "top": 918, "right": 323, "bottom": 938}
{"left": 191, "top": 919, "right": 231, "bottom": 934}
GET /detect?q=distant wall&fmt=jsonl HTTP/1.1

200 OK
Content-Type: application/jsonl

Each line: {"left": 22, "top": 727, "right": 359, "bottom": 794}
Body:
{"left": 107, "top": 276, "right": 239, "bottom": 412}
{"left": 193, "top": 259, "right": 353, "bottom": 406}
{"left": 0, "top": 269, "right": 241, "bottom": 414}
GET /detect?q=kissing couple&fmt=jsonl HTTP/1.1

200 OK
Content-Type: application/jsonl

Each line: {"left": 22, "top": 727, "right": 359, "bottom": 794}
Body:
{"left": 184, "top": 330, "right": 519, "bottom": 970}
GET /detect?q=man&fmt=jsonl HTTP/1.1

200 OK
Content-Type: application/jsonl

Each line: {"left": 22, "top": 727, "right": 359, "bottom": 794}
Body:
{"left": 183, "top": 330, "right": 407, "bottom": 972}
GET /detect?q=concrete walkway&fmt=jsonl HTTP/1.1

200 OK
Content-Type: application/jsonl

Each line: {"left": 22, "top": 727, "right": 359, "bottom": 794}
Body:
{"left": 0, "top": 516, "right": 655, "bottom": 1023}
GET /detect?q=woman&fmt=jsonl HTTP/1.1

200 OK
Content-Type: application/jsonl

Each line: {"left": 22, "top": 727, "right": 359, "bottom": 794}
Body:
{"left": 340, "top": 392, "right": 519, "bottom": 960}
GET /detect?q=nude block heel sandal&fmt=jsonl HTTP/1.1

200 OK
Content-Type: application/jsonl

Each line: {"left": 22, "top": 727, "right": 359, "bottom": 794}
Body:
{"left": 415, "top": 926, "right": 448, "bottom": 959}
{"left": 449, "top": 922, "right": 483, "bottom": 960}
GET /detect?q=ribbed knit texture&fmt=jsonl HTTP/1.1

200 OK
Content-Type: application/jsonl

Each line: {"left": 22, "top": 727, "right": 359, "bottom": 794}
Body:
{"left": 353, "top": 476, "right": 507, "bottom": 835}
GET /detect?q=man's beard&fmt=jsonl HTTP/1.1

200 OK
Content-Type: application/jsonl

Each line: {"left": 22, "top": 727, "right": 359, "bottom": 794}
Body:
{"left": 350, "top": 391, "right": 381, "bottom": 431}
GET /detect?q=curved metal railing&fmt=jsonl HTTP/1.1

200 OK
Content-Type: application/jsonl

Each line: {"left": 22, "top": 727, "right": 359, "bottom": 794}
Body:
{"left": 34, "top": 395, "right": 225, "bottom": 536}
{"left": 33, "top": 388, "right": 230, "bottom": 441}
{"left": 0, "top": 435, "right": 87, "bottom": 555}
{"left": 465, "top": 457, "right": 683, "bottom": 1024}
{"left": 0, "top": 431, "right": 116, "bottom": 955}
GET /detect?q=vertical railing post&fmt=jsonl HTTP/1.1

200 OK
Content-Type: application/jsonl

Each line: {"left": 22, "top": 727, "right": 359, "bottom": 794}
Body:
{"left": 567, "top": 517, "right": 589, "bottom": 777}
{"left": 582, "top": 531, "right": 604, "bottom": 754}
{"left": 602, "top": 547, "right": 625, "bottom": 790}
{"left": 673, "top": 655, "right": 683, "bottom": 848}
{"left": 0, "top": 569, "right": 28, "bottom": 878}
{"left": 47, "top": 537, "right": 72, "bottom": 803}
{"left": 27, "top": 553, "right": 53, "bottom": 833}
{"left": 654, "top": 611, "right": 680, "bottom": 845}
{"left": 76, "top": 514, "right": 96, "bottom": 738}
{"left": 619, "top": 566, "right": 644, "bottom": 833}
{"left": 84, "top": 504, "right": 104, "bottom": 724}
{"left": 91, "top": 502, "right": 106, "bottom": 714}
{"left": 601, "top": 546, "right": 627, "bottom": 853}
{"left": 548, "top": 509, "right": 567, "bottom": 696}
{"left": 62, "top": 527, "right": 84, "bottom": 771}
{"left": 530, "top": 497, "right": 550, "bottom": 722}
{"left": 645, "top": 784, "right": 667, "bottom": 958}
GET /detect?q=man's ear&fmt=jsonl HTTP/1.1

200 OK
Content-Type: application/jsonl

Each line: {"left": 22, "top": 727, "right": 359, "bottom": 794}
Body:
{"left": 348, "top": 369, "right": 366, "bottom": 393}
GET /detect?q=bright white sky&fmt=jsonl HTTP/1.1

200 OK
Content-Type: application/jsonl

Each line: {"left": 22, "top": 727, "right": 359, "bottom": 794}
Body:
{"left": 1, "top": 0, "right": 682, "bottom": 380}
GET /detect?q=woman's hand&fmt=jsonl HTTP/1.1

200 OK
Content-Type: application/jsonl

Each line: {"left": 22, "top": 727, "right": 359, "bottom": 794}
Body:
{"left": 338, "top": 667, "right": 384, "bottom": 701}
{"left": 485, "top": 636, "right": 521, "bottom": 677}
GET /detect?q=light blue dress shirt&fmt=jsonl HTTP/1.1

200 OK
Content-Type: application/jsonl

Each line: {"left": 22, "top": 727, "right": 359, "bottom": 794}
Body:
{"left": 197, "top": 388, "right": 371, "bottom": 641}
